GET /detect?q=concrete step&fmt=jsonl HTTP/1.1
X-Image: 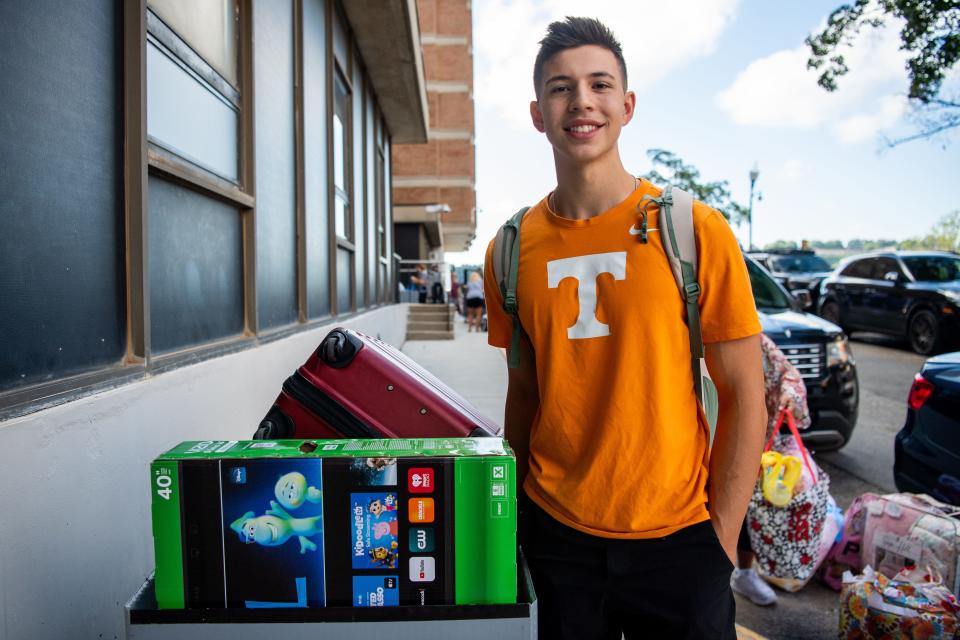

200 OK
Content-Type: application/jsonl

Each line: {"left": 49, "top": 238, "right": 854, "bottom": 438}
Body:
{"left": 405, "top": 330, "right": 454, "bottom": 340}
{"left": 408, "top": 307, "right": 452, "bottom": 316}
{"left": 408, "top": 314, "right": 451, "bottom": 323}
{"left": 407, "top": 303, "right": 453, "bottom": 311}
{"left": 408, "top": 320, "right": 451, "bottom": 331}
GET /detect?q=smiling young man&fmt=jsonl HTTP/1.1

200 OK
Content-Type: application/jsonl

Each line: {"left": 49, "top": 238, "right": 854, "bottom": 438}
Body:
{"left": 483, "top": 17, "right": 767, "bottom": 639}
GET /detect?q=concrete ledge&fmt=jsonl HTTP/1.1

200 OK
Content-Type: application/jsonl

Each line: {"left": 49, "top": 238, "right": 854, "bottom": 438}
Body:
{"left": 343, "top": 0, "right": 428, "bottom": 144}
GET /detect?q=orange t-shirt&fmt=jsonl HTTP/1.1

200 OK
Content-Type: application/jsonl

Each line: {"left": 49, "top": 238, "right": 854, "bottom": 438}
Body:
{"left": 483, "top": 180, "right": 761, "bottom": 539}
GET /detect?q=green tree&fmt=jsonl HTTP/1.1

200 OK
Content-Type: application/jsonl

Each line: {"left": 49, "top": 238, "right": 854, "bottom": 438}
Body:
{"left": 899, "top": 209, "right": 960, "bottom": 249}
{"left": 640, "top": 149, "right": 749, "bottom": 224}
{"left": 763, "top": 240, "right": 799, "bottom": 251}
{"left": 810, "top": 239, "right": 846, "bottom": 249}
{"left": 806, "top": 0, "right": 960, "bottom": 146}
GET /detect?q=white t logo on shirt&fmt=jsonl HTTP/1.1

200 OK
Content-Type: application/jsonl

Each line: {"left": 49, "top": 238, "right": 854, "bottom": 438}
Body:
{"left": 546, "top": 252, "right": 627, "bottom": 339}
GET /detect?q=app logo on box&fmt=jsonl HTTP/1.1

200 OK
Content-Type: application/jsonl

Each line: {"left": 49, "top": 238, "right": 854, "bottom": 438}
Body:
{"left": 409, "top": 556, "right": 436, "bottom": 582}
{"left": 408, "top": 467, "right": 435, "bottom": 493}
{"left": 409, "top": 527, "right": 435, "bottom": 552}
{"left": 228, "top": 467, "right": 246, "bottom": 484}
{"left": 352, "top": 575, "right": 399, "bottom": 607}
{"left": 408, "top": 498, "right": 435, "bottom": 523}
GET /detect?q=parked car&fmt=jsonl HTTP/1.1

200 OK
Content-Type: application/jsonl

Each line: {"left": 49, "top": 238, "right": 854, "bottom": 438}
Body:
{"left": 894, "top": 351, "right": 960, "bottom": 505}
{"left": 817, "top": 251, "right": 960, "bottom": 355}
{"left": 746, "top": 256, "right": 860, "bottom": 450}
{"left": 748, "top": 249, "right": 833, "bottom": 304}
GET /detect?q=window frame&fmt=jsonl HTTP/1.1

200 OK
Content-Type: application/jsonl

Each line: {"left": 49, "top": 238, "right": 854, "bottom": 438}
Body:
{"left": 0, "top": 0, "right": 401, "bottom": 419}
{"left": 143, "top": 0, "right": 256, "bottom": 370}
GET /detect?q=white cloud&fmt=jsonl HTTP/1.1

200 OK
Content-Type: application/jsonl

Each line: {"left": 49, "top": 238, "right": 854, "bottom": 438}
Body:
{"left": 475, "top": 0, "right": 742, "bottom": 128}
{"left": 714, "top": 12, "right": 910, "bottom": 142}
{"left": 778, "top": 159, "right": 804, "bottom": 181}
{"left": 835, "top": 94, "right": 909, "bottom": 143}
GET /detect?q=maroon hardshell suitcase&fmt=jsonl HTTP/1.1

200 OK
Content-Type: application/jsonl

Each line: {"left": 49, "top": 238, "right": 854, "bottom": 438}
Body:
{"left": 254, "top": 327, "right": 502, "bottom": 440}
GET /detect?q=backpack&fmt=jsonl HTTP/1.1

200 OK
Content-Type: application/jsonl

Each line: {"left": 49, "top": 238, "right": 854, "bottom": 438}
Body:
{"left": 491, "top": 184, "right": 720, "bottom": 443}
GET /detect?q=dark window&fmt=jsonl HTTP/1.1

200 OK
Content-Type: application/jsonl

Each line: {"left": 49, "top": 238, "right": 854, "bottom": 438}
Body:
{"left": 148, "top": 177, "right": 244, "bottom": 353}
{"left": 303, "top": 0, "right": 330, "bottom": 319}
{"left": 841, "top": 259, "right": 874, "bottom": 279}
{"left": 254, "top": 0, "right": 298, "bottom": 329}
{"left": 902, "top": 255, "right": 960, "bottom": 282}
{"left": 336, "top": 248, "right": 352, "bottom": 314}
{"left": 872, "top": 257, "right": 902, "bottom": 281}
{"left": 746, "top": 260, "right": 791, "bottom": 310}
{"left": 770, "top": 254, "right": 831, "bottom": 273}
{"left": 0, "top": 0, "right": 125, "bottom": 394}
{"left": 365, "top": 85, "right": 378, "bottom": 308}
{"left": 353, "top": 60, "right": 367, "bottom": 309}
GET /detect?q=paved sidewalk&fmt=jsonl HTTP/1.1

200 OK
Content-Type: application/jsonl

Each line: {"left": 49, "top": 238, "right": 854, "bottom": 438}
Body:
{"left": 402, "top": 316, "right": 769, "bottom": 640}
{"left": 402, "top": 314, "right": 507, "bottom": 428}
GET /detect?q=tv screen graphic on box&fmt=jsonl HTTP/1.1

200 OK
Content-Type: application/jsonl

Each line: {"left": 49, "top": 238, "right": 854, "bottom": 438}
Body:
{"left": 220, "top": 459, "right": 326, "bottom": 608}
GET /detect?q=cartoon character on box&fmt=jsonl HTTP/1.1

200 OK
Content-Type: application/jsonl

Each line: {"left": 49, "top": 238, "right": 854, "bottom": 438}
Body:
{"left": 368, "top": 495, "right": 396, "bottom": 518}
{"left": 374, "top": 519, "right": 398, "bottom": 540}
{"left": 230, "top": 500, "right": 321, "bottom": 554}
{"left": 274, "top": 471, "right": 322, "bottom": 510}
{"left": 369, "top": 542, "right": 399, "bottom": 569}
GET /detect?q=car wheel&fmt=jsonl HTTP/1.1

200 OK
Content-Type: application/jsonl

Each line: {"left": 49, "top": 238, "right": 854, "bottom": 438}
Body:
{"left": 908, "top": 309, "right": 940, "bottom": 355}
{"left": 820, "top": 300, "right": 843, "bottom": 330}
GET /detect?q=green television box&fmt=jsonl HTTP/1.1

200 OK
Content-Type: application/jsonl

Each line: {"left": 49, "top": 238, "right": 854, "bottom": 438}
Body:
{"left": 151, "top": 438, "right": 516, "bottom": 610}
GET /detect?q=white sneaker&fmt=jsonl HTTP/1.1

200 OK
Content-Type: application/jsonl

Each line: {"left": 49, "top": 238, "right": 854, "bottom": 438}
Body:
{"left": 730, "top": 568, "right": 778, "bottom": 606}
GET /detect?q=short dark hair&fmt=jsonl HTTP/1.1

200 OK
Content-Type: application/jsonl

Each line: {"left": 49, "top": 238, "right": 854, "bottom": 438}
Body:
{"left": 533, "top": 17, "right": 627, "bottom": 97}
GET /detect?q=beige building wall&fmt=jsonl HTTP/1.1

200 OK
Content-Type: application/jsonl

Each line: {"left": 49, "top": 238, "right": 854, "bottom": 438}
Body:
{"left": 392, "top": 0, "right": 477, "bottom": 253}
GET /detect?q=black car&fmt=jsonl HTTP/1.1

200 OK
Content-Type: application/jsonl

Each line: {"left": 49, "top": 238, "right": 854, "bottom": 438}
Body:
{"left": 818, "top": 251, "right": 960, "bottom": 355}
{"left": 894, "top": 351, "right": 960, "bottom": 505}
{"left": 746, "top": 256, "right": 860, "bottom": 450}
{"left": 748, "top": 249, "right": 833, "bottom": 303}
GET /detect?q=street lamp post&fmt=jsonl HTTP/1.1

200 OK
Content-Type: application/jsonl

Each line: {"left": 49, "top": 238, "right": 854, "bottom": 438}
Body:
{"left": 748, "top": 163, "right": 759, "bottom": 251}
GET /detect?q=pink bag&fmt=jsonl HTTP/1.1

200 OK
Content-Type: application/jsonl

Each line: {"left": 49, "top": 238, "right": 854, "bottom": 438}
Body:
{"left": 860, "top": 493, "right": 960, "bottom": 596}
{"left": 819, "top": 493, "right": 880, "bottom": 591}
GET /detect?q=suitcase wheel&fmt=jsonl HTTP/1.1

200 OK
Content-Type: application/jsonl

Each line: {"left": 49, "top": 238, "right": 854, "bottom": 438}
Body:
{"left": 318, "top": 328, "right": 364, "bottom": 369}
{"left": 254, "top": 406, "right": 295, "bottom": 439}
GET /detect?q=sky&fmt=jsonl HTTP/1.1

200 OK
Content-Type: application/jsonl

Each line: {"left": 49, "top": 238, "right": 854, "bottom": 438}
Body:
{"left": 444, "top": 0, "right": 960, "bottom": 266}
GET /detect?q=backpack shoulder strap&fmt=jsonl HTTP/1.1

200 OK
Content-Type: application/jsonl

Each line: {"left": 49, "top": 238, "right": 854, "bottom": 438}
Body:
{"left": 657, "top": 185, "right": 720, "bottom": 444}
{"left": 492, "top": 207, "right": 529, "bottom": 368}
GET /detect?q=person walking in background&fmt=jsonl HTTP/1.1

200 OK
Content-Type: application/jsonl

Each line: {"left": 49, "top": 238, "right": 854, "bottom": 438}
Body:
{"left": 429, "top": 264, "right": 445, "bottom": 304}
{"left": 412, "top": 263, "right": 428, "bottom": 304}
{"left": 449, "top": 271, "right": 463, "bottom": 316}
{"left": 731, "top": 333, "right": 812, "bottom": 606}
{"left": 463, "top": 272, "right": 485, "bottom": 332}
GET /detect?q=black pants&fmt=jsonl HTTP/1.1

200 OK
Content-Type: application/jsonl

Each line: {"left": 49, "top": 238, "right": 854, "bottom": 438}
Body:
{"left": 521, "top": 498, "right": 736, "bottom": 640}
{"left": 431, "top": 282, "right": 444, "bottom": 303}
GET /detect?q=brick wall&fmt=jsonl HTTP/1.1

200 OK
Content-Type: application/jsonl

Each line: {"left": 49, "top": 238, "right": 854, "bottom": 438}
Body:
{"left": 391, "top": 0, "right": 476, "bottom": 252}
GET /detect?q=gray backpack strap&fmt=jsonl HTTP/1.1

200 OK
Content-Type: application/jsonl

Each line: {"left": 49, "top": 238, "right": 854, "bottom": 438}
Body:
{"left": 492, "top": 207, "right": 529, "bottom": 368}
{"left": 649, "top": 185, "right": 720, "bottom": 444}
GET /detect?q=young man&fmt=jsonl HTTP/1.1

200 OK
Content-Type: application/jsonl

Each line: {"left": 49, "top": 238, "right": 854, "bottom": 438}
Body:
{"left": 483, "top": 17, "right": 767, "bottom": 639}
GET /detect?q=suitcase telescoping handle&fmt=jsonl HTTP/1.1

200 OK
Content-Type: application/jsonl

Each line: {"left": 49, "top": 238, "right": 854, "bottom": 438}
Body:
{"left": 319, "top": 328, "right": 364, "bottom": 369}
